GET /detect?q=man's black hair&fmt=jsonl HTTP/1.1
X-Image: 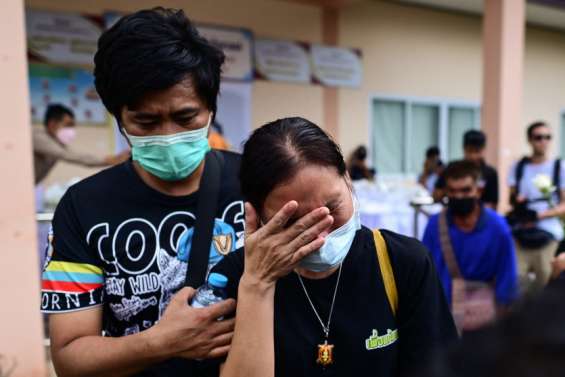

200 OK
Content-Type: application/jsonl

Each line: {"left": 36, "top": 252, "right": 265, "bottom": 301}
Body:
{"left": 43, "top": 104, "right": 74, "bottom": 127}
{"left": 94, "top": 7, "right": 225, "bottom": 121}
{"left": 426, "top": 146, "right": 440, "bottom": 159}
{"left": 463, "top": 130, "right": 486, "bottom": 149}
{"left": 443, "top": 160, "right": 480, "bottom": 183}
{"left": 352, "top": 145, "right": 367, "bottom": 161}
{"left": 527, "top": 121, "right": 549, "bottom": 139}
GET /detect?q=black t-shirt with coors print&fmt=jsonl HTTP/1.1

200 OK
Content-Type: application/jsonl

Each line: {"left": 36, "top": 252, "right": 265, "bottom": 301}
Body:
{"left": 41, "top": 150, "right": 244, "bottom": 376}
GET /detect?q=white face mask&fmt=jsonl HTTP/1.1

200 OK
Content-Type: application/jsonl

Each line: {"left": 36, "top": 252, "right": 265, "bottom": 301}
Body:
{"left": 298, "top": 197, "right": 361, "bottom": 272}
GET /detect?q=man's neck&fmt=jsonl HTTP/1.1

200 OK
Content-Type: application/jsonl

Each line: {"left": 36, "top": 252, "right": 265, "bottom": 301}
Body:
{"left": 133, "top": 160, "right": 205, "bottom": 197}
{"left": 453, "top": 205, "right": 481, "bottom": 232}
{"left": 530, "top": 152, "right": 547, "bottom": 164}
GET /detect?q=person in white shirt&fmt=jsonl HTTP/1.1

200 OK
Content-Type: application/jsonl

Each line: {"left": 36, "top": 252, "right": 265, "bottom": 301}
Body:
{"left": 507, "top": 121, "right": 565, "bottom": 289}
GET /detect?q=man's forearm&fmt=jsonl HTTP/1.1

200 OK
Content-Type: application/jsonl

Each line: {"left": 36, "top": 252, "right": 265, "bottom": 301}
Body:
{"left": 53, "top": 327, "right": 170, "bottom": 377}
{"left": 539, "top": 202, "right": 565, "bottom": 220}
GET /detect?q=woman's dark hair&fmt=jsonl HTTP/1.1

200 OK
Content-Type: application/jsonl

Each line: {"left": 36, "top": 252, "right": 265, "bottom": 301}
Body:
{"left": 94, "top": 7, "right": 225, "bottom": 120}
{"left": 240, "top": 117, "right": 347, "bottom": 212}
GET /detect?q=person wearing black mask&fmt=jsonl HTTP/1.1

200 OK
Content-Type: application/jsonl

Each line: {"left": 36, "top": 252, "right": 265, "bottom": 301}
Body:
{"left": 422, "top": 160, "right": 518, "bottom": 333}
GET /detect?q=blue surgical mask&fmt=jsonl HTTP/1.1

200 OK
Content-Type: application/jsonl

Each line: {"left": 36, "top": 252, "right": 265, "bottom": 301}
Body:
{"left": 124, "top": 114, "right": 212, "bottom": 181}
{"left": 298, "top": 198, "right": 361, "bottom": 272}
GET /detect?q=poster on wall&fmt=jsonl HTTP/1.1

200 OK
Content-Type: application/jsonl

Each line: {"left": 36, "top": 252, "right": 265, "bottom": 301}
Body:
{"left": 254, "top": 39, "right": 311, "bottom": 83}
{"left": 198, "top": 25, "right": 254, "bottom": 81}
{"left": 215, "top": 81, "right": 252, "bottom": 151}
{"left": 29, "top": 64, "right": 106, "bottom": 125}
{"left": 26, "top": 10, "right": 102, "bottom": 66}
{"left": 310, "top": 44, "right": 362, "bottom": 88}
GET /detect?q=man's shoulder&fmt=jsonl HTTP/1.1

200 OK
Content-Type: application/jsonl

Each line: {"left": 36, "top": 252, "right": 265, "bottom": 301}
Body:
{"left": 65, "top": 162, "right": 130, "bottom": 199}
{"left": 218, "top": 149, "right": 240, "bottom": 161}
{"left": 482, "top": 208, "right": 511, "bottom": 234}
{"left": 482, "top": 162, "right": 498, "bottom": 177}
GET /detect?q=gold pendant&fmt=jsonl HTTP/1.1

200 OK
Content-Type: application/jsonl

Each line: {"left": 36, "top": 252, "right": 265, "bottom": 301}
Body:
{"left": 316, "top": 340, "right": 334, "bottom": 366}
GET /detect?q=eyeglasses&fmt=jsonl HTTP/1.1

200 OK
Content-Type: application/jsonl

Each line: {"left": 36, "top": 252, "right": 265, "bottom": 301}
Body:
{"left": 532, "top": 134, "right": 552, "bottom": 141}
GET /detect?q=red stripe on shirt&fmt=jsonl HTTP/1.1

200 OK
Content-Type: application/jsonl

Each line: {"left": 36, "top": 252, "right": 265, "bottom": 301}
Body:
{"left": 42, "top": 280, "right": 102, "bottom": 293}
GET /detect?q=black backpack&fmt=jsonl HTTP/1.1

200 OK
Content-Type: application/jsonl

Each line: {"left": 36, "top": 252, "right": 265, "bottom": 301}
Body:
{"left": 515, "top": 157, "right": 561, "bottom": 203}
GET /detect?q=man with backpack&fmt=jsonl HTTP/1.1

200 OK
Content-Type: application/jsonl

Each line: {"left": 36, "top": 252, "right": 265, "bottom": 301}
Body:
{"left": 507, "top": 121, "right": 565, "bottom": 290}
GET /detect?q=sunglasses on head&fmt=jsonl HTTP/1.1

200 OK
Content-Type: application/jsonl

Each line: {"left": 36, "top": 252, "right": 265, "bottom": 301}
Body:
{"left": 532, "top": 134, "right": 552, "bottom": 141}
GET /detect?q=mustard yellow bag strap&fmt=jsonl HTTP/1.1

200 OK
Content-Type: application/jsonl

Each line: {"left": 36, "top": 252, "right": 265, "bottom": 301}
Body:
{"left": 373, "top": 229, "right": 399, "bottom": 316}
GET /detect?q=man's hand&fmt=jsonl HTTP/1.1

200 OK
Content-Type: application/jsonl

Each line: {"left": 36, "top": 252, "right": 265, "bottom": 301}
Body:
{"left": 149, "top": 287, "right": 236, "bottom": 360}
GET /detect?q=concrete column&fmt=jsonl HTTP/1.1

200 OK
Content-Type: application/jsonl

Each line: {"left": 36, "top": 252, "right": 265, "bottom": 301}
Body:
{"left": 482, "top": 0, "right": 525, "bottom": 212}
{"left": 322, "top": 7, "right": 339, "bottom": 139}
{"left": 0, "top": 1, "right": 47, "bottom": 376}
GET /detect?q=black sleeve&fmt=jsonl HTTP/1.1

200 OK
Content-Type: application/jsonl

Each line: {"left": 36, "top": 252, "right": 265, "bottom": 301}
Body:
{"left": 382, "top": 231, "right": 458, "bottom": 376}
{"left": 41, "top": 186, "right": 105, "bottom": 313}
{"left": 211, "top": 248, "right": 245, "bottom": 300}
{"left": 482, "top": 167, "right": 499, "bottom": 206}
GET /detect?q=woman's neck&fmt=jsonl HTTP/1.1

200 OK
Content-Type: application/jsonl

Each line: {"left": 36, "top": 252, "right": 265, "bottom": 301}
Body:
{"left": 295, "top": 266, "right": 339, "bottom": 280}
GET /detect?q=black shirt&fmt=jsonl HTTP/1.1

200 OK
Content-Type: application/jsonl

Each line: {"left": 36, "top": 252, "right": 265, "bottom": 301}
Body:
{"left": 212, "top": 227, "right": 458, "bottom": 377}
{"left": 435, "top": 161, "right": 499, "bottom": 207}
{"left": 40, "top": 150, "right": 244, "bottom": 376}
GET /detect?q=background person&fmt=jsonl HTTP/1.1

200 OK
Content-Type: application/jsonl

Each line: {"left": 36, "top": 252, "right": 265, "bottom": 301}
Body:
{"left": 33, "top": 103, "right": 129, "bottom": 184}
{"left": 423, "top": 160, "right": 518, "bottom": 332}
{"left": 347, "top": 145, "right": 375, "bottom": 181}
{"left": 214, "top": 117, "right": 457, "bottom": 377}
{"left": 507, "top": 121, "right": 565, "bottom": 290}
{"left": 209, "top": 121, "right": 231, "bottom": 151}
{"left": 419, "top": 146, "right": 443, "bottom": 194}
{"left": 434, "top": 130, "right": 499, "bottom": 210}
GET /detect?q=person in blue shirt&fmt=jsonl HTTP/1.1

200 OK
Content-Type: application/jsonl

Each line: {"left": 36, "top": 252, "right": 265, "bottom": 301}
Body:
{"left": 423, "top": 160, "right": 518, "bottom": 318}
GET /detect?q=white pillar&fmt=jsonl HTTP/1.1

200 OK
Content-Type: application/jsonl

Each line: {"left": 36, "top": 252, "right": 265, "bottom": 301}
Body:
{"left": 482, "top": 0, "right": 526, "bottom": 212}
{"left": 0, "top": 1, "right": 47, "bottom": 376}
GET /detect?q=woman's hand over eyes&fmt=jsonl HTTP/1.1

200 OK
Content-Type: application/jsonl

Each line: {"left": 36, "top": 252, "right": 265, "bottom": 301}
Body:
{"left": 242, "top": 201, "right": 333, "bottom": 287}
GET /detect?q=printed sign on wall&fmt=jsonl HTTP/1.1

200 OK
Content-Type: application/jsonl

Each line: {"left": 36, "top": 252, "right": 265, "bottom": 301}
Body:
{"left": 254, "top": 39, "right": 311, "bottom": 83}
{"left": 26, "top": 10, "right": 102, "bottom": 66}
{"left": 310, "top": 44, "right": 362, "bottom": 88}
{"left": 198, "top": 25, "right": 254, "bottom": 81}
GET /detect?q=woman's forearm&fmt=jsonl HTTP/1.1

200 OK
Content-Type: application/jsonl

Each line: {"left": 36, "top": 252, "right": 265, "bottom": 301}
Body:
{"left": 221, "top": 274, "right": 276, "bottom": 377}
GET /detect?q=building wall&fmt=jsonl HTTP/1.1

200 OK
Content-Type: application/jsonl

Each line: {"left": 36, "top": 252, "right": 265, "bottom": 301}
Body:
{"left": 25, "top": 0, "right": 324, "bottom": 186}
{"left": 338, "top": 1, "right": 565, "bottom": 173}
{"left": 26, "top": 0, "right": 565, "bottom": 187}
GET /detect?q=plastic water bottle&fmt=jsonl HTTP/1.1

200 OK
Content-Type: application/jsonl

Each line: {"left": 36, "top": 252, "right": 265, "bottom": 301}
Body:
{"left": 191, "top": 273, "right": 228, "bottom": 312}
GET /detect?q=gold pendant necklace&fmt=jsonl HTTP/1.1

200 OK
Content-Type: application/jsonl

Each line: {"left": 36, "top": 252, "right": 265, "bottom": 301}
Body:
{"left": 296, "top": 263, "right": 343, "bottom": 367}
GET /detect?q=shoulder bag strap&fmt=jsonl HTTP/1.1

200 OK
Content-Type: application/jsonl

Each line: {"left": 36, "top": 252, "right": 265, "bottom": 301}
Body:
{"left": 184, "top": 150, "right": 225, "bottom": 288}
{"left": 553, "top": 158, "right": 561, "bottom": 202}
{"left": 373, "top": 229, "right": 398, "bottom": 316}
{"left": 515, "top": 156, "right": 530, "bottom": 196}
{"left": 438, "top": 210, "right": 462, "bottom": 279}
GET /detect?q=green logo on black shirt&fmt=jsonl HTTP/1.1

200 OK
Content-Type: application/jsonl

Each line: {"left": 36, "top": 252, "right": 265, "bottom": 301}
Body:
{"left": 365, "top": 329, "right": 398, "bottom": 350}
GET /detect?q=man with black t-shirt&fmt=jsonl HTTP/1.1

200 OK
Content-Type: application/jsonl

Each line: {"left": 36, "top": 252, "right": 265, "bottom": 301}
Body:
{"left": 434, "top": 130, "right": 499, "bottom": 210}
{"left": 41, "top": 8, "right": 242, "bottom": 376}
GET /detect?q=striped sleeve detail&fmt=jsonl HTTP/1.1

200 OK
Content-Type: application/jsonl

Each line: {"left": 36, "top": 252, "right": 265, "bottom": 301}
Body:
{"left": 42, "top": 261, "right": 103, "bottom": 294}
